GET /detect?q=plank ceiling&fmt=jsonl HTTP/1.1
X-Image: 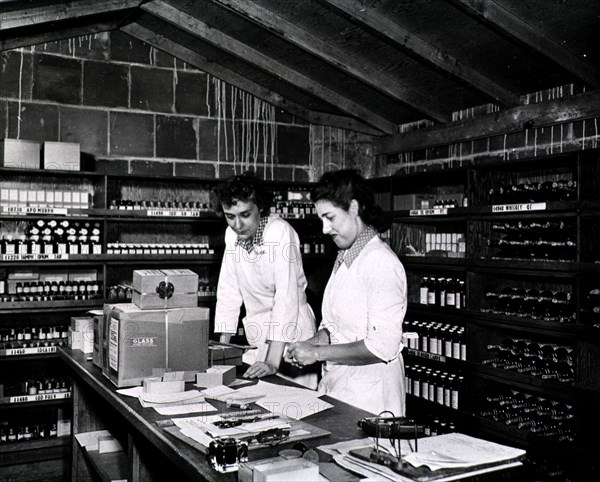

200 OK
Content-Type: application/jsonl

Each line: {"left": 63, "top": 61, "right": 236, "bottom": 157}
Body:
{"left": 1, "top": 0, "right": 599, "bottom": 136}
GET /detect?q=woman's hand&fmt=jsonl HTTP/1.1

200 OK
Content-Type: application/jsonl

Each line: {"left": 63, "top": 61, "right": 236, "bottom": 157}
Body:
{"left": 243, "top": 361, "right": 278, "bottom": 379}
{"left": 287, "top": 341, "right": 319, "bottom": 367}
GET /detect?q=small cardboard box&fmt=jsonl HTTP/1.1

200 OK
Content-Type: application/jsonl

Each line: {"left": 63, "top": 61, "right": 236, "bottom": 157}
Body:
{"left": 132, "top": 269, "right": 198, "bottom": 310}
{"left": 196, "top": 365, "right": 236, "bottom": 388}
{"left": 68, "top": 327, "right": 94, "bottom": 354}
{"left": 239, "top": 457, "right": 319, "bottom": 482}
{"left": 209, "top": 346, "right": 243, "bottom": 366}
{"left": 103, "top": 303, "right": 209, "bottom": 387}
{"left": 0, "top": 139, "right": 41, "bottom": 169}
{"left": 42, "top": 141, "right": 80, "bottom": 171}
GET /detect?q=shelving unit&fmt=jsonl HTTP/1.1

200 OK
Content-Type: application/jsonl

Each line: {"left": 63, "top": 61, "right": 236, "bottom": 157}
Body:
{"left": 380, "top": 148, "right": 600, "bottom": 479}
{"left": 0, "top": 167, "right": 334, "bottom": 477}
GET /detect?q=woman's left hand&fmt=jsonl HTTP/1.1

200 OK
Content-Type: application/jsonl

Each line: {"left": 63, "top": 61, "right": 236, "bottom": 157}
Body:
{"left": 243, "top": 361, "right": 278, "bottom": 379}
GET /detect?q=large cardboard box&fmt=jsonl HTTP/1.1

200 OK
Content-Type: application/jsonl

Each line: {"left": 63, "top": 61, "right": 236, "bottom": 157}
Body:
{"left": 0, "top": 139, "right": 41, "bottom": 169}
{"left": 103, "top": 303, "right": 209, "bottom": 387}
{"left": 42, "top": 141, "right": 80, "bottom": 170}
{"left": 132, "top": 269, "right": 198, "bottom": 310}
{"left": 90, "top": 309, "right": 105, "bottom": 369}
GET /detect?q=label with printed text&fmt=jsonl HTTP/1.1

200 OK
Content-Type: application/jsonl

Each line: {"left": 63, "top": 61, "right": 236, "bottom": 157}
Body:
{"left": 7, "top": 392, "right": 71, "bottom": 404}
{"left": 491, "top": 202, "right": 546, "bottom": 213}
{"left": 409, "top": 208, "right": 449, "bottom": 216}
{"left": 1, "top": 253, "right": 69, "bottom": 261}
{"left": 1, "top": 206, "right": 68, "bottom": 215}
{"left": 0, "top": 346, "right": 57, "bottom": 357}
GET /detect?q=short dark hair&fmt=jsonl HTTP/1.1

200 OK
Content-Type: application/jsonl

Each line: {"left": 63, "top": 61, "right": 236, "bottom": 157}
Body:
{"left": 311, "top": 169, "right": 389, "bottom": 232}
{"left": 212, "top": 172, "right": 273, "bottom": 217}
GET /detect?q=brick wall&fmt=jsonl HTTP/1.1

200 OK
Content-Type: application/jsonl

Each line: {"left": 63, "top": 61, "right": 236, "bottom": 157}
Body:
{"left": 309, "top": 125, "right": 379, "bottom": 179}
{"left": 0, "top": 31, "right": 317, "bottom": 181}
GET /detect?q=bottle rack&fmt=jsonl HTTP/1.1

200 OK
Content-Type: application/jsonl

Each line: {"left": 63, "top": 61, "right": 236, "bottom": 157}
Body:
{"left": 373, "top": 149, "right": 600, "bottom": 473}
{"left": 0, "top": 168, "right": 333, "bottom": 474}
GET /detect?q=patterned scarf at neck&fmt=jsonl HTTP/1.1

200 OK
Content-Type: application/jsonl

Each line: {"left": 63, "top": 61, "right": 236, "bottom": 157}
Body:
{"left": 333, "top": 225, "right": 378, "bottom": 272}
{"left": 236, "top": 216, "right": 269, "bottom": 252}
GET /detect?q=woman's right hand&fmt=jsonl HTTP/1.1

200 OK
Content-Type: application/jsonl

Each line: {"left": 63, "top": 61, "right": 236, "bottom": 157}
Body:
{"left": 287, "top": 341, "right": 319, "bottom": 367}
{"left": 284, "top": 343, "right": 299, "bottom": 365}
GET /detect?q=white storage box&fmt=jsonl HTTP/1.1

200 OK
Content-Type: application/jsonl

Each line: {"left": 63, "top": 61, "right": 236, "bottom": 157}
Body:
{"left": 42, "top": 141, "right": 80, "bottom": 171}
{"left": 0, "top": 139, "right": 41, "bottom": 169}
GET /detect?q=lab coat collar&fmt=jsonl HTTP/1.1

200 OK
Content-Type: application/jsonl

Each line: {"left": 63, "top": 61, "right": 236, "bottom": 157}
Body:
{"left": 333, "top": 225, "right": 378, "bottom": 272}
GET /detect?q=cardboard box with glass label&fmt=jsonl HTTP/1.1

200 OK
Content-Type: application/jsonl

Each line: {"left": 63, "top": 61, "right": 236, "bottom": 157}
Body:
{"left": 103, "top": 303, "right": 209, "bottom": 387}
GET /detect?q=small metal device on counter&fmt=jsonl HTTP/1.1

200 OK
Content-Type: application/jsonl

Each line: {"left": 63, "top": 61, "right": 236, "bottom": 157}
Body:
{"left": 352, "top": 412, "right": 424, "bottom": 473}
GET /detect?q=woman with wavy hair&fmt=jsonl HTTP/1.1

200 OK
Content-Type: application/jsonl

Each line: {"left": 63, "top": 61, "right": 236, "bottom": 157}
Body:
{"left": 288, "top": 169, "right": 406, "bottom": 414}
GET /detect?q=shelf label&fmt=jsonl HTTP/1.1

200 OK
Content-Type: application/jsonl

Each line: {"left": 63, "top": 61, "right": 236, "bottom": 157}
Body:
{"left": 491, "top": 202, "right": 547, "bottom": 213}
{"left": 406, "top": 348, "right": 447, "bottom": 362}
{"left": 0, "top": 346, "right": 57, "bottom": 357}
{"left": 1, "top": 206, "right": 68, "bottom": 215}
{"left": 8, "top": 392, "right": 71, "bottom": 404}
{"left": 1, "top": 253, "right": 69, "bottom": 261}
{"left": 147, "top": 209, "right": 206, "bottom": 217}
{"left": 409, "top": 208, "right": 449, "bottom": 216}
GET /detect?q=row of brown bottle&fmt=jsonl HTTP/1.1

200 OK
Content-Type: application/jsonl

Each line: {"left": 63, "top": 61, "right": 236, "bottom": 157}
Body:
{"left": 404, "top": 320, "right": 466, "bottom": 360}
{"left": 405, "top": 364, "right": 464, "bottom": 410}
{"left": 419, "top": 276, "right": 466, "bottom": 308}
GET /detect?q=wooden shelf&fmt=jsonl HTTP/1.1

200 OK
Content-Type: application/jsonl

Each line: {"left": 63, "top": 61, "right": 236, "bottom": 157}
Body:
{"left": 470, "top": 258, "right": 579, "bottom": 272}
{"left": 399, "top": 255, "right": 467, "bottom": 267}
{"left": 404, "top": 348, "right": 466, "bottom": 367}
{"left": 0, "top": 254, "right": 222, "bottom": 266}
{"left": 407, "top": 302, "right": 468, "bottom": 318}
{"left": 0, "top": 436, "right": 70, "bottom": 456}
{"left": 468, "top": 312, "right": 580, "bottom": 336}
{"left": 81, "top": 449, "right": 129, "bottom": 482}
{"left": 392, "top": 208, "right": 468, "bottom": 220}
{"left": 0, "top": 299, "right": 101, "bottom": 313}
{"left": 468, "top": 201, "right": 578, "bottom": 215}
{"left": 0, "top": 166, "right": 103, "bottom": 178}
{"left": 0, "top": 345, "right": 63, "bottom": 358}
{"left": 469, "top": 364, "right": 581, "bottom": 397}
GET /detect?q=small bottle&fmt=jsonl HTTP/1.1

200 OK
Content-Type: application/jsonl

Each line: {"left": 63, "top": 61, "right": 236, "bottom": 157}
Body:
{"left": 419, "top": 277, "right": 429, "bottom": 305}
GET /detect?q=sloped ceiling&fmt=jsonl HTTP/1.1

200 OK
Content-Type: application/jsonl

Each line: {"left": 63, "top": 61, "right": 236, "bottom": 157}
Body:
{"left": 1, "top": 0, "right": 599, "bottom": 137}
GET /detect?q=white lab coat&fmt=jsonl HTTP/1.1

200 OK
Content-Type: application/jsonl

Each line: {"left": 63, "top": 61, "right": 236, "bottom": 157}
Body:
{"left": 214, "top": 216, "right": 317, "bottom": 388}
{"left": 319, "top": 236, "right": 407, "bottom": 416}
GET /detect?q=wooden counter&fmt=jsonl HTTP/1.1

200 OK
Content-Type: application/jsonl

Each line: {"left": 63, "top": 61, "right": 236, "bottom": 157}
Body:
{"left": 59, "top": 347, "right": 372, "bottom": 482}
{"left": 60, "top": 347, "right": 525, "bottom": 482}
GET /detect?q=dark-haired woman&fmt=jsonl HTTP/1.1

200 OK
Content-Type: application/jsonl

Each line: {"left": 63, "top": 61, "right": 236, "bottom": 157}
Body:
{"left": 288, "top": 169, "right": 406, "bottom": 415}
{"left": 213, "top": 173, "right": 317, "bottom": 388}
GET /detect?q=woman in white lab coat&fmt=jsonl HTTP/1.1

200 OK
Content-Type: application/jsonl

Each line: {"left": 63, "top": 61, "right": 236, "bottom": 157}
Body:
{"left": 213, "top": 173, "right": 317, "bottom": 388}
{"left": 287, "top": 169, "right": 407, "bottom": 415}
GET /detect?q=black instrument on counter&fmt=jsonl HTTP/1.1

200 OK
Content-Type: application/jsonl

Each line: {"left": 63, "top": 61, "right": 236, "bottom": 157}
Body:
{"left": 353, "top": 414, "right": 425, "bottom": 473}
{"left": 358, "top": 416, "right": 425, "bottom": 439}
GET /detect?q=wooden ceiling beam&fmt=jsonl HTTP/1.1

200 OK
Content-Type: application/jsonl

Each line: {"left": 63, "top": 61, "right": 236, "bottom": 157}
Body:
{"left": 121, "top": 22, "right": 383, "bottom": 136}
{"left": 209, "top": 0, "right": 449, "bottom": 123}
{"left": 141, "top": 0, "right": 396, "bottom": 134}
{"left": 376, "top": 88, "right": 600, "bottom": 155}
{"left": 445, "top": 0, "right": 600, "bottom": 88}
{"left": 319, "top": 0, "right": 519, "bottom": 107}
{"left": 0, "top": 0, "right": 142, "bottom": 31}
{"left": 0, "top": 20, "right": 122, "bottom": 51}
